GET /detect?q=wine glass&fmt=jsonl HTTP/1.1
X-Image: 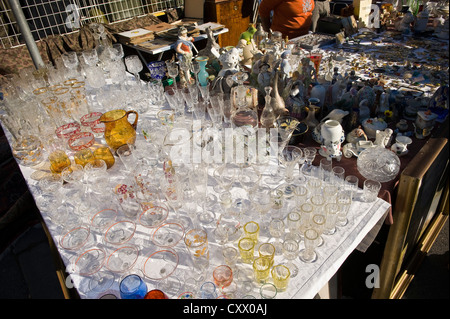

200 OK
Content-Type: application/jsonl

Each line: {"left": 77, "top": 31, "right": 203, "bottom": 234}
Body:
{"left": 278, "top": 145, "right": 303, "bottom": 183}
{"left": 301, "top": 147, "right": 317, "bottom": 176}
{"left": 165, "top": 61, "right": 179, "bottom": 90}
{"left": 61, "top": 51, "right": 79, "bottom": 77}
{"left": 125, "top": 55, "right": 143, "bottom": 84}
{"left": 82, "top": 49, "right": 98, "bottom": 67}
{"left": 248, "top": 185, "right": 272, "bottom": 229}
{"left": 190, "top": 59, "right": 200, "bottom": 85}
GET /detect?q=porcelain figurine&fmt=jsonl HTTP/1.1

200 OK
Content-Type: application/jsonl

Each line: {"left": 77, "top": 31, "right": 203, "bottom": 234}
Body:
{"left": 218, "top": 47, "right": 241, "bottom": 77}
{"left": 197, "top": 26, "right": 221, "bottom": 62}
{"left": 346, "top": 126, "right": 368, "bottom": 144}
{"left": 374, "top": 128, "right": 393, "bottom": 148}
{"left": 175, "top": 26, "right": 194, "bottom": 62}
{"left": 239, "top": 23, "right": 257, "bottom": 45}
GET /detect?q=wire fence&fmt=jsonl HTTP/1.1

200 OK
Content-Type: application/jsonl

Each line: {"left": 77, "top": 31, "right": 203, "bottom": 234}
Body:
{"left": 0, "top": 0, "right": 184, "bottom": 49}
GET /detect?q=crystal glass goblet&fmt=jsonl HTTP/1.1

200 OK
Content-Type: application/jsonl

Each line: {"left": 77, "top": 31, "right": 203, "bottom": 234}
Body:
{"left": 165, "top": 61, "right": 179, "bottom": 90}
{"left": 302, "top": 147, "right": 317, "bottom": 176}
{"left": 125, "top": 55, "right": 143, "bottom": 84}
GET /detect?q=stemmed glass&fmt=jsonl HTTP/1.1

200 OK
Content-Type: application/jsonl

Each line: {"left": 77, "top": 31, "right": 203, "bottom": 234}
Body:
{"left": 188, "top": 167, "right": 215, "bottom": 224}
{"left": 61, "top": 51, "right": 79, "bottom": 78}
{"left": 165, "top": 61, "right": 179, "bottom": 90}
{"left": 190, "top": 59, "right": 200, "bottom": 85}
{"left": 278, "top": 145, "right": 303, "bottom": 183}
{"left": 125, "top": 55, "right": 143, "bottom": 85}
{"left": 248, "top": 185, "right": 272, "bottom": 229}
{"left": 164, "top": 87, "right": 186, "bottom": 119}
{"left": 301, "top": 147, "right": 317, "bottom": 176}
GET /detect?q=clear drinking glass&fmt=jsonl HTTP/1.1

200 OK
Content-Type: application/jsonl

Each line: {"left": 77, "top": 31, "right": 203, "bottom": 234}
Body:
{"left": 362, "top": 179, "right": 381, "bottom": 203}
{"left": 311, "top": 214, "right": 326, "bottom": 247}
{"left": 260, "top": 283, "right": 277, "bottom": 299}
{"left": 319, "top": 158, "right": 333, "bottom": 183}
{"left": 299, "top": 228, "right": 319, "bottom": 263}
{"left": 268, "top": 219, "right": 285, "bottom": 255}
{"left": 281, "top": 238, "right": 299, "bottom": 277}
{"left": 344, "top": 175, "right": 359, "bottom": 200}
{"left": 323, "top": 202, "right": 340, "bottom": 235}
{"left": 336, "top": 189, "right": 352, "bottom": 227}
{"left": 332, "top": 166, "right": 345, "bottom": 187}
{"left": 184, "top": 228, "right": 210, "bottom": 271}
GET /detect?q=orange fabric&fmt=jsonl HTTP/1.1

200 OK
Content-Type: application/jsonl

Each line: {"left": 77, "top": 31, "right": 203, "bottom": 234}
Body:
{"left": 259, "top": 0, "right": 315, "bottom": 39}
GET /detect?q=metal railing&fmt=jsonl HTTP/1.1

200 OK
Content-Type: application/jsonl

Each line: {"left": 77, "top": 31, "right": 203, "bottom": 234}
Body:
{"left": 1, "top": 0, "right": 184, "bottom": 49}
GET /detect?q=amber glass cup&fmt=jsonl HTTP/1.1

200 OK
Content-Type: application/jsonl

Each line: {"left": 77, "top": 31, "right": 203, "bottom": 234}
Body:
{"left": 49, "top": 150, "right": 71, "bottom": 174}
{"left": 94, "top": 146, "right": 115, "bottom": 169}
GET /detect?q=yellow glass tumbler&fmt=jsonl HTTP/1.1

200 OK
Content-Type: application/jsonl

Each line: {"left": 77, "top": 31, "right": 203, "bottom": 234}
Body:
{"left": 253, "top": 256, "right": 271, "bottom": 283}
{"left": 238, "top": 237, "right": 255, "bottom": 264}
{"left": 271, "top": 264, "right": 291, "bottom": 291}
{"left": 243, "top": 221, "right": 260, "bottom": 244}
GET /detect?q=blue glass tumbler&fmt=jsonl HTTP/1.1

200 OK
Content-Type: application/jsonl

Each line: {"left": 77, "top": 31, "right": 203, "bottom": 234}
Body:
{"left": 119, "top": 274, "right": 148, "bottom": 299}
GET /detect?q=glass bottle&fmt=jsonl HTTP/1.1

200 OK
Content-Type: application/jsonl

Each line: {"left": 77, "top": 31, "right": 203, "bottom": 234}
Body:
{"left": 253, "top": 23, "right": 266, "bottom": 50}
{"left": 260, "top": 86, "right": 277, "bottom": 128}
{"left": 230, "top": 72, "right": 258, "bottom": 129}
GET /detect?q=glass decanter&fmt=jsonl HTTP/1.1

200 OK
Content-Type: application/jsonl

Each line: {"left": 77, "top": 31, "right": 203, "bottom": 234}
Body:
{"left": 260, "top": 86, "right": 277, "bottom": 129}
{"left": 230, "top": 72, "right": 258, "bottom": 129}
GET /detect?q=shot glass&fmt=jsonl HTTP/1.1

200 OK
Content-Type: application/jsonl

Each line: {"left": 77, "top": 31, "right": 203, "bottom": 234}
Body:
{"left": 238, "top": 237, "right": 255, "bottom": 264}
{"left": 222, "top": 246, "right": 239, "bottom": 269}
{"left": 213, "top": 265, "right": 233, "bottom": 290}
{"left": 362, "top": 179, "right": 381, "bottom": 203}
{"left": 258, "top": 243, "right": 276, "bottom": 267}
{"left": 253, "top": 256, "right": 271, "bottom": 283}
{"left": 307, "top": 178, "right": 322, "bottom": 196}
{"left": 74, "top": 148, "right": 95, "bottom": 167}
{"left": 260, "top": 283, "right": 277, "bottom": 299}
{"left": 119, "top": 274, "right": 148, "bottom": 299}
{"left": 271, "top": 264, "right": 291, "bottom": 292}
{"left": 243, "top": 221, "right": 260, "bottom": 244}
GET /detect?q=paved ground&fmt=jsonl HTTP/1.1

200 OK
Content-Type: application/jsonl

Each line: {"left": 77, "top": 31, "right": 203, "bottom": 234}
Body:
{"left": 0, "top": 216, "right": 447, "bottom": 299}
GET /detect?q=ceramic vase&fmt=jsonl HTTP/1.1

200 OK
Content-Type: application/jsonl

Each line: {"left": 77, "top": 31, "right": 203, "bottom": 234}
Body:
{"left": 196, "top": 56, "right": 209, "bottom": 87}
{"left": 319, "top": 119, "right": 345, "bottom": 161}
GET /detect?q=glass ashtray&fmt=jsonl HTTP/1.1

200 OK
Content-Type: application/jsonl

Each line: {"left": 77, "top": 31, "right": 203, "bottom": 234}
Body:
{"left": 142, "top": 249, "right": 179, "bottom": 281}
{"left": 152, "top": 223, "right": 185, "bottom": 248}
{"left": 104, "top": 220, "right": 136, "bottom": 245}
{"left": 105, "top": 245, "right": 139, "bottom": 273}
{"left": 138, "top": 203, "right": 169, "bottom": 228}
{"left": 357, "top": 146, "right": 401, "bottom": 183}
{"left": 60, "top": 225, "right": 92, "bottom": 251}
{"left": 68, "top": 132, "right": 95, "bottom": 151}
{"left": 73, "top": 247, "right": 106, "bottom": 276}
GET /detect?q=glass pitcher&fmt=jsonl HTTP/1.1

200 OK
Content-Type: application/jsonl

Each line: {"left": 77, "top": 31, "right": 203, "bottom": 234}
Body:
{"left": 100, "top": 109, "right": 138, "bottom": 151}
